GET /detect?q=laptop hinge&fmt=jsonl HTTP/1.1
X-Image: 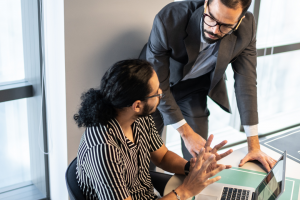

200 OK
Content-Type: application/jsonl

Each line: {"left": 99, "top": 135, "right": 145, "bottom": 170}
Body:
{"left": 251, "top": 192, "right": 256, "bottom": 200}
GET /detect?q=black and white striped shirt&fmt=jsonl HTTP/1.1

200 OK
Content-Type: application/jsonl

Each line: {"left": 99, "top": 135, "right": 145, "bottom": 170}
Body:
{"left": 76, "top": 116, "right": 163, "bottom": 200}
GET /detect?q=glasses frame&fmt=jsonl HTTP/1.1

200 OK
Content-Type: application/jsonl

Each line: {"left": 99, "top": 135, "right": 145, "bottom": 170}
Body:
{"left": 203, "top": 2, "right": 243, "bottom": 35}
{"left": 144, "top": 93, "right": 164, "bottom": 99}
{"left": 125, "top": 93, "right": 164, "bottom": 107}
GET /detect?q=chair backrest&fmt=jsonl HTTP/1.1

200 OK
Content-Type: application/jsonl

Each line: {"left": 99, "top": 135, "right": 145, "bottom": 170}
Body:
{"left": 65, "top": 157, "right": 86, "bottom": 200}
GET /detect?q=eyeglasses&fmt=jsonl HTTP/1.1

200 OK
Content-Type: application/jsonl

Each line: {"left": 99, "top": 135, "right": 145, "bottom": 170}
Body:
{"left": 125, "top": 93, "right": 164, "bottom": 107}
{"left": 144, "top": 93, "right": 164, "bottom": 99}
{"left": 203, "top": 2, "right": 243, "bottom": 35}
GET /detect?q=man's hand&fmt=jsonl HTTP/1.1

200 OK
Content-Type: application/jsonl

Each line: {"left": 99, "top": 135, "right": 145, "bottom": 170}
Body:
{"left": 190, "top": 134, "right": 233, "bottom": 173}
{"left": 239, "top": 136, "right": 277, "bottom": 172}
{"left": 177, "top": 123, "right": 206, "bottom": 157}
{"left": 176, "top": 148, "right": 225, "bottom": 199}
{"left": 239, "top": 149, "right": 277, "bottom": 172}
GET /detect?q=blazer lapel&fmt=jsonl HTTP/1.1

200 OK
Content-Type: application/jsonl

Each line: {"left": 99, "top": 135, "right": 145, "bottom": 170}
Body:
{"left": 183, "top": 6, "right": 204, "bottom": 77}
{"left": 210, "top": 34, "right": 237, "bottom": 91}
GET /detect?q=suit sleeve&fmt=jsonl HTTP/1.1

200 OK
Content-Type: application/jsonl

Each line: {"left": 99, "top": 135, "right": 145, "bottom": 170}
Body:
{"left": 232, "top": 14, "right": 258, "bottom": 125}
{"left": 146, "top": 15, "right": 184, "bottom": 125}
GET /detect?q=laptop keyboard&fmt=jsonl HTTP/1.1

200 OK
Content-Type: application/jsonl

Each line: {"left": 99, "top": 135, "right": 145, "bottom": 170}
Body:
{"left": 221, "top": 187, "right": 250, "bottom": 200}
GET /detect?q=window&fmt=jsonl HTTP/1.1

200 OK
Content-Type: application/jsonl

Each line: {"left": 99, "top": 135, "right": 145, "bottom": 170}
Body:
{"left": 0, "top": 0, "right": 49, "bottom": 199}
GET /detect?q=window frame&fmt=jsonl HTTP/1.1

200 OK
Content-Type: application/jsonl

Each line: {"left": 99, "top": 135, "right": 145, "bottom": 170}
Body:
{"left": 0, "top": 0, "right": 50, "bottom": 199}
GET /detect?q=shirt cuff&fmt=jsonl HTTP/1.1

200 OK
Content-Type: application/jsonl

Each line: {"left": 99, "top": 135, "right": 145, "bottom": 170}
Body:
{"left": 171, "top": 119, "right": 187, "bottom": 129}
{"left": 243, "top": 125, "right": 258, "bottom": 137}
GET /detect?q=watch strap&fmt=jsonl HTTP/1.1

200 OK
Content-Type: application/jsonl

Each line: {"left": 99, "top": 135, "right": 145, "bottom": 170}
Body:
{"left": 172, "top": 189, "right": 181, "bottom": 200}
{"left": 184, "top": 161, "right": 190, "bottom": 175}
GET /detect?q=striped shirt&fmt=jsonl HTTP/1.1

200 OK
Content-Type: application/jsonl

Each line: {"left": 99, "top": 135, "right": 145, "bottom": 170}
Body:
{"left": 76, "top": 116, "right": 164, "bottom": 200}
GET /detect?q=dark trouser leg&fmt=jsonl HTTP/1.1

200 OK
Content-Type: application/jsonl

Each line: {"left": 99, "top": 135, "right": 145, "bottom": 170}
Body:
{"left": 171, "top": 73, "right": 211, "bottom": 160}
{"left": 178, "top": 94, "right": 209, "bottom": 161}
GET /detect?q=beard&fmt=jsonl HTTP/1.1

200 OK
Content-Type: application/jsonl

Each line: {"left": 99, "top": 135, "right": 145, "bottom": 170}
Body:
{"left": 137, "top": 98, "right": 160, "bottom": 117}
{"left": 201, "top": 20, "right": 223, "bottom": 44}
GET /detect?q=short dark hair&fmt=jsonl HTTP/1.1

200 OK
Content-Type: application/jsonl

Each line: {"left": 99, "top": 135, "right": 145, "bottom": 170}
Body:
{"left": 74, "top": 59, "right": 154, "bottom": 127}
{"left": 208, "top": 0, "right": 252, "bottom": 18}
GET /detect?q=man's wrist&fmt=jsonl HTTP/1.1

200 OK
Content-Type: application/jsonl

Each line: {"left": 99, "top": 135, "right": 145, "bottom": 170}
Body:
{"left": 176, "top": 123, "right": 190, "bottom": 137}
{"left": 176, "top": 185, "right": 190, "bottom": 200}
{"left": 247, "top": 135, "right": 260, "bottom": 152}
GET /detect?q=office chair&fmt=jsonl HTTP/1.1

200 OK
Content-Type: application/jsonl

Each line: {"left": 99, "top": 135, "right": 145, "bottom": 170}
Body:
{"left": 65, "top": 157, "right": 86, "bottom": 200}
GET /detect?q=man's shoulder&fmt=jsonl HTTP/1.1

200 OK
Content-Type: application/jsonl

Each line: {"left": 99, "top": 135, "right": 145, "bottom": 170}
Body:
{"left": 234, "top": 11, "right": 256, "bottom": 39}
{"left": 83, "top": 124, "right": 116, "bottom": 148}
{"left": 135, "top": 116, "right": 153, "bottom": 127}
{"left": 156, "top": 0, "right": 204, "bottom": 25}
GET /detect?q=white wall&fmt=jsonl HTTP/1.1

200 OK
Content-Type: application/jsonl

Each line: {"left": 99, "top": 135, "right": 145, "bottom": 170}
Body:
{"left": 44, "top": 0, "right": 172, "bottom": 199}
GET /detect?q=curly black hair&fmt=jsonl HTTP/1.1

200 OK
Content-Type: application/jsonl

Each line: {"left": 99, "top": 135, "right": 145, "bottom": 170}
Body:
{"left": 74, "top": 59, "right": 154, "bottom": 127}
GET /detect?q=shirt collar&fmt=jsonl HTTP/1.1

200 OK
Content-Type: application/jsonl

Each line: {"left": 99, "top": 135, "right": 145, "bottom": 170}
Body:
{"left": 107, "top": 118, "right": 140, "bottom": 149}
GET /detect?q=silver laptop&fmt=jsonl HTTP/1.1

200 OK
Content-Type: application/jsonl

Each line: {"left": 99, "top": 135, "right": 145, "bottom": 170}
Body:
{"left": 198, "top": 151, "right": 286, "bottom": 200}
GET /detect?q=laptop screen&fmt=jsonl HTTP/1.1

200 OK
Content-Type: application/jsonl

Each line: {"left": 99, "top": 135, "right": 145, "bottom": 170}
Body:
{"left": 255, "top": 152, "right": 286, "bottom": 200}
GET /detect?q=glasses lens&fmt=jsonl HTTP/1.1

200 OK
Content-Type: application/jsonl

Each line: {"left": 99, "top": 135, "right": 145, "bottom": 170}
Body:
{"left": 204, "top": 15, "right": 216, "bottom": 27}
{"left": 220, "top": 25, "right": 233, "bottom": 34}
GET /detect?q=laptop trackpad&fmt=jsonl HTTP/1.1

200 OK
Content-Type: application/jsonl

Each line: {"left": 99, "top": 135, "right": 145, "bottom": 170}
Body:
{"left": 195, "top": 194, "right": 218, "bottom": 200}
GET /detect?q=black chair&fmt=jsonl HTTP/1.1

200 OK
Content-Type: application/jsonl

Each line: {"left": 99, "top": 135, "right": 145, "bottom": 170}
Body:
{"left": 150, "top": 170, "right": 172, "bottom": 196}
{"left": 65, "top": 157, "right": 86, "bottom": 200}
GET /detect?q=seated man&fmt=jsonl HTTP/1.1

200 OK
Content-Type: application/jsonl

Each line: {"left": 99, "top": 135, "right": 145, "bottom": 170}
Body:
{"left": 74, "top": 59, "right": 232, "bottom": 200}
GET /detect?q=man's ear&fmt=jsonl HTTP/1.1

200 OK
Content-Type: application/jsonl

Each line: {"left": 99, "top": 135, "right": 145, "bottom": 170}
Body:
{"left": 132, "top": 100, "right": 143, "bottom": 113}
{"left": 204, "top": 0, "right": 208, "bottom": 13}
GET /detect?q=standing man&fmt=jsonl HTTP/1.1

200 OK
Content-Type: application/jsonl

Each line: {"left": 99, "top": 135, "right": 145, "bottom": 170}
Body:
{"left": 146, "top": 0, "right": 276, "bottom": 171}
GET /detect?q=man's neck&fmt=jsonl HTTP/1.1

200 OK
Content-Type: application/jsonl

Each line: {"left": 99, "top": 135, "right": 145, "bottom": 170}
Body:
{"left": 115, "top": 111, "right": 137, "bottom": 142}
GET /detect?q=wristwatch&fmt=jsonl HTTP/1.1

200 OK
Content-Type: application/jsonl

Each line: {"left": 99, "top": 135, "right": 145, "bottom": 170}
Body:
{"left": 184, "top": 161, "right": 190, "bottom": 175}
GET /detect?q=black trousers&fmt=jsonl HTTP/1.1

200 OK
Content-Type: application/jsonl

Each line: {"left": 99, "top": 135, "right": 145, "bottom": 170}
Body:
{"left": 152, "top": 73, "right": 211, "bottom": 161}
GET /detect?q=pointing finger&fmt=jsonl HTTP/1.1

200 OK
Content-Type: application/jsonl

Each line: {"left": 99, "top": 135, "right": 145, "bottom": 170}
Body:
{"left": 205, "top": 164, "right": 225, "bottom": 180}
{"left": 204, "top": 134, "right": 214, "bottom": 150}
{"left": 200, "top": 154, "right": 215, "bottom": 173}
{"left": 212, "top": 140, "right": 227, "bottom": 154}
{"left": 217, "top": 149, "right": 233, "bottom": 160}
{"left": 205, "top": 176, "right": 222, "bottom": 185}
{"left": 195, "top": 148, "right": 205, "bottom": 169}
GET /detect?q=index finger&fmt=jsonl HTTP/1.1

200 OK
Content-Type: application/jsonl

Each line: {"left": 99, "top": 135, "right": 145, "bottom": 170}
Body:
{"left": 211, "top": 140, "right": 227, "bottom": 154}
{"left": 258, "top": 158, "right": 271, "bottom": 172}
{"left": 194, "top": 148, "right": 205, "bottom": 170}
{"left": 199, "top": 154, "right": 215, "bottom": 173}
{"left": 204, "top": 134, "right": 214, "bottom": 150}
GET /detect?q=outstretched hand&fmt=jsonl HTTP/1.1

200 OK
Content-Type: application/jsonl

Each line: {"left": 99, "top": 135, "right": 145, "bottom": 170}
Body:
{"left": 178, "top": 148, "right": 226, "bottom": 199}
{"left": 190, "top": 134, "right": 233, "bottom": 173}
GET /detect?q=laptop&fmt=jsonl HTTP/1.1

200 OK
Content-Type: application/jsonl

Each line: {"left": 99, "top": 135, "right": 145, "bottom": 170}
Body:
{"left": 197, "top": 151, "right": 287, "bottom": 200}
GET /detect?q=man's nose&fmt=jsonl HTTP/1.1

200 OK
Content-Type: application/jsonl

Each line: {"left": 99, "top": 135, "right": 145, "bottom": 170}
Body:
{"left": 211, "top": 25, "right": 220, "bottom": 35}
